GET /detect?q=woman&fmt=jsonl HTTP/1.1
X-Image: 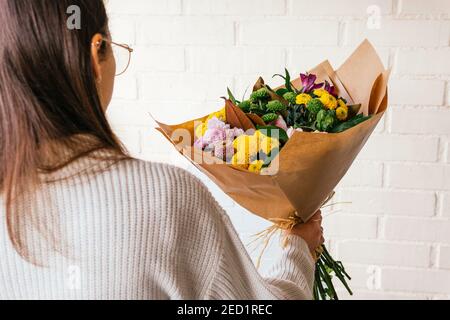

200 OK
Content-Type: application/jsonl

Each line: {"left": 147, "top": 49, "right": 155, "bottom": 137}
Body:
{"left": 0, "top": 0, "right": 323, "bottom": 300}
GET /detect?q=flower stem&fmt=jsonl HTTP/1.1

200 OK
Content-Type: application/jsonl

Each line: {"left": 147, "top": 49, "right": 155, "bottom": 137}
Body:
{"left": 313, "top": 245, "right": 353, "bottom": 300}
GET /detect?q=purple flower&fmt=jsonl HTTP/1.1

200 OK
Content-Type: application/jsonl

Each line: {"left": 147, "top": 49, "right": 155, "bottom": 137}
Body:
{"left": 203, "top": 127, "right": 226, "bottom": 145}
{"left": 300, "top": 73, "right": 323, "bottom": 93}
{"left": 324, "top": 80, "right": 337, "bottom": 97}
{"left": 207, "top": 116, "right": 227, "bottom": 130}
{"left": 193, "top": 116, "right": 245, "bottom": 161}
{"left": 213, "top": 141, "right": 235, "bottom": 161}
{"left": 194, "top": 137, "right": 207, "bottom": 149}
{"left": 226, "top": 127, "right": 244, "bottom": 141}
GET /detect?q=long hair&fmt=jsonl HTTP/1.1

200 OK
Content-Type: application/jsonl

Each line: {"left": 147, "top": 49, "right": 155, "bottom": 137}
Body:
{"left": 0, "top": 0, "right": 128, "bottom": 261}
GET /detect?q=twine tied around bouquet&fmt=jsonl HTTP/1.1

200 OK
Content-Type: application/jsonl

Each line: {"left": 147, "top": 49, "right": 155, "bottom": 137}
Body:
{"left": 248, "top": 191, "right": 349, "bottom": 269}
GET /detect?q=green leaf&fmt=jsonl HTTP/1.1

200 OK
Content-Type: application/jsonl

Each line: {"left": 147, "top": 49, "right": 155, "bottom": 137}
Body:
{"left": 347, "top": 104, "right": 362, "bottom": 118}
{"left": 273, "top": 68, "right": 293, "bottom": 93}
{"left": 256, "top": 125, "right": 289, "bottom": 143}
{"left": 227, "top": 87, "right": 238, "bottom": 105}
{"left": 276, "top": 88, "right": 289, "bottom": 97}
{"left": 284, "top": 68, "right": 292, "bottom": 92}
{"left": 330, "top": 114, "right": 371, "bottom": 133}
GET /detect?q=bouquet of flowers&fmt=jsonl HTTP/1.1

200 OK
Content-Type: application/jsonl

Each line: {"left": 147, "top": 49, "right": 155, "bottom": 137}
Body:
{"left": 155, "top": 40, "right": 390, "bottom": 300}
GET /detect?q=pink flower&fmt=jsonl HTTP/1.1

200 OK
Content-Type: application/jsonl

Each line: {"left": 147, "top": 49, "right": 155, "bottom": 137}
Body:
{"left": 213, "top": 141, "right": 235, "bottom": 161}
{"left": 270, "top": 116, "right": 288, "bottom": 131}
{"left": 226, "top": 127, "right": 244, "bottom": 141}
{"left": 287, "top": 127, "right": 303, "bottom": 138}
{"left": 203, "top": 127, "right": 226, "bottom": 145}
{"left": 207, "top": 117, "right": 227, "bottom": 130}
{"left": 194, "top": 137, "right": 206, "bottom": 149}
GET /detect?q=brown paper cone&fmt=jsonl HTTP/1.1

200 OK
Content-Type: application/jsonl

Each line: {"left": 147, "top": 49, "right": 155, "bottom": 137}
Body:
{"left": 154, "top": 39, "right": 389, "bottom": 222}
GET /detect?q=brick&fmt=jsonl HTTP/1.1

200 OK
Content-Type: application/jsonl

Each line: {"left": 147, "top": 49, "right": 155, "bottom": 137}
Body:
{"left": 291, "top": 0, "right": 392, "bottom": 16}
{"left": 188, "top": 47, "right": 285, "bottom": 75}
{"left": 130, "top": 46, "right": 185, "bottom": 72}
{"left": 107, "top": 102, "right": 154, "bottom": 127}
{"left": 382, "top": 268, "right": 450, "bottom": 294}
{"left": 108, "top": 17, "right": 136, "bottom": 45}
{"left": 138, "top": 17, "right": 235, "bottom": 45}
{"left": 447, "top": 142, "right": 450, "bottom": 163}
{"left": 337, "top": 289, "right": 427, "bottom": 300}
{"left": 337, "top": 240, "right": 431, "bottom": 267}
{"left": 228, "top": 206, "right": 272, "bottom": 235}
{"left": 239, "top": 20, "right": 339, "bottom": 46}
{"left": 447, "top": 84, "right": 450, "bottom": 106}
{"left": 334, "top": 264, "right": 382, "bottom": 290}
{"left": 112, "top": 74, "right": 138, "bottom": 100}
{"left": 385, "top": 217, "right": 450, "bottom": 243}
{"left": 288, "top": 46, "right": 390, "bottom": 72}
{"left": 390, "top": 107, "right": 450, "bottom": 134}
{"left": 234, "top": 73, "right": 283, "bottom": 99}
{"left": 144, "top": 100, "right": 220, "bottom": 124}
{"left": 345, "top": 20, "right": 448, "bottom": 47}
{"left": 440, "top": 246, "right": 450, "bottom": 269}
{"left": 184, "top": 0, "right": 285, "bottom": 16}
{"left": 399, "top": 0, "right": 450, "bottom": 16}
{"left": 387, "top": 164, "right": 450, "bottom": 190}
{"left": 112, "top": 127, "right": 141, "bottom": 156}
{"left": 389, "top": 79, "right": 445, "bottom": 106}
{"left": 443, "top": 194, "right": 450, "bottom": 217}
{"left": 396, "top": 49, "right": 450, "bottom": 75}
{"left": 107, "top": 0, "right": 181, "bottom": 15}
{"left": 140, "top": 73, "right": 234, "bottom": 102}
{"left": 140, "top": 125, "right": 183, "bottom": 155}
{"left": 339, "top": 161, "right": 383, "bottom": 187}
{"left": 359, "top": 135, "right": 440, "bottom": 162}
{"left": 340, "top": 189, "right": 436, "bottom": 217}
{"left": 323, "top": 214, "right": 378, "bottom": 239}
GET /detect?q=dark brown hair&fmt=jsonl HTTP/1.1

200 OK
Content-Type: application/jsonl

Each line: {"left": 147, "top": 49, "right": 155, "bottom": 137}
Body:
{"left": 0, "top": 0, "right": 128, "bottom": 260}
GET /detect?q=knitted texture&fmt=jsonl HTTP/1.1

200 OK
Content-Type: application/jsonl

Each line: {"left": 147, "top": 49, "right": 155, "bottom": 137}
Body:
{"left": 0, "top": 154, "right": 314, "bottom": 300}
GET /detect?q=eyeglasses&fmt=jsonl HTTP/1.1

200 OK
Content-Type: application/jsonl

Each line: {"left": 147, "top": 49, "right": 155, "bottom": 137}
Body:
{"left": 96, "top": 39, "right": 134, "bottom": 76}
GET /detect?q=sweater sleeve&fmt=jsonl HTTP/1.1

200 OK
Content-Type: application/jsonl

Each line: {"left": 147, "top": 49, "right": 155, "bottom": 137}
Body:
{"left": 205, "top": 203, "right": 316, "bottom": 300}
{"left": 163, "top": 166, "right": 314, "bottom": 300}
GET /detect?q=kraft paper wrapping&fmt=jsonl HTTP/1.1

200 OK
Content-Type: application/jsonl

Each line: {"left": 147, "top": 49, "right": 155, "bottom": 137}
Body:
{"left": 155, "top": 39, "right": 390, "bottom": 223}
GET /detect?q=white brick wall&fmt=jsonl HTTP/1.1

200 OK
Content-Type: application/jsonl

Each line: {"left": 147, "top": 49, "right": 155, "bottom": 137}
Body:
{"left": 106, "top": 0, "right": 450, "bottom": 299}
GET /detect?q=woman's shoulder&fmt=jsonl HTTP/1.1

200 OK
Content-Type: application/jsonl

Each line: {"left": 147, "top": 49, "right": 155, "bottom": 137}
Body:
{"left": 115, "top": 157, "right": 204, "bottom": 189}
{"left": 111, "top": 158, "right": 224, "bottom": 211}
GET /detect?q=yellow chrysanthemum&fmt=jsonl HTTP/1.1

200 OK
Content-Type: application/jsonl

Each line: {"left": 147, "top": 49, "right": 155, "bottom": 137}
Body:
{"left": 206, "top": 107, "right": 227, "bottom": 122}
{"left": 295, "top": 93, "right": 312, "bottom": 105}
{"left": 259, "top": 136, "right": 280, "bottom": 154}
{"left": 232, "top": 135, "right": 259, "bottom": 161}
{"left": 248, "top": 160, "right": 265, "bottom": 174}
{"left": 336, "top": 106, "right": 348, "bottom": 121}
{"left": 195, "top": 123, "right": 207, "bottom": 138}
{"left": 231, "top": 153, "right": 250, "bottom": 170}
{"left": 313, "top": 89, "right": 329, "bottom": 97}
{"left": 319, "top": 93, "right": 338, "bottom": 110}
{"left": 338, "top": 99, "right": 347, "bottom": 109}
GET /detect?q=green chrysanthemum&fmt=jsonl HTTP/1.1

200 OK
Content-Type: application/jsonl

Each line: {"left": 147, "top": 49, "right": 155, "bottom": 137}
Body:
{"left": 238, "top": 100, "right": 251, "bottom": 113}
{"left": 306, "top": 98, "right": 325, "bottom": 115}
{"left": 266, "top": 100, "right": 286, "bottom": 113}
{"left": 283, "top": 92, "right": 297, "bottom": 105}
{"left": 250, "top": 103, "right": 264, "bottom": 115}
{"left": 250, "top": 88, "right": 270, "bottom": 101}
{"left": 316, "top": 109, "right": 336, "bottom": 132}
{"left": 262, "top": 113, "right": 278, "bottom": 123}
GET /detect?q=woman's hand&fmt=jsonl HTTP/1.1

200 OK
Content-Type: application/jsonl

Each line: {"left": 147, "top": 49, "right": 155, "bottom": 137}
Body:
{"left": 288, "top": 211, "right": 324, "bottom": 255}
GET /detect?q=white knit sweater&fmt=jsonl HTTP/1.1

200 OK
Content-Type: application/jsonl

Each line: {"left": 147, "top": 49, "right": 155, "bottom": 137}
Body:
{"left": 0, "top": 154, "right": 315, "bottom": 300}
